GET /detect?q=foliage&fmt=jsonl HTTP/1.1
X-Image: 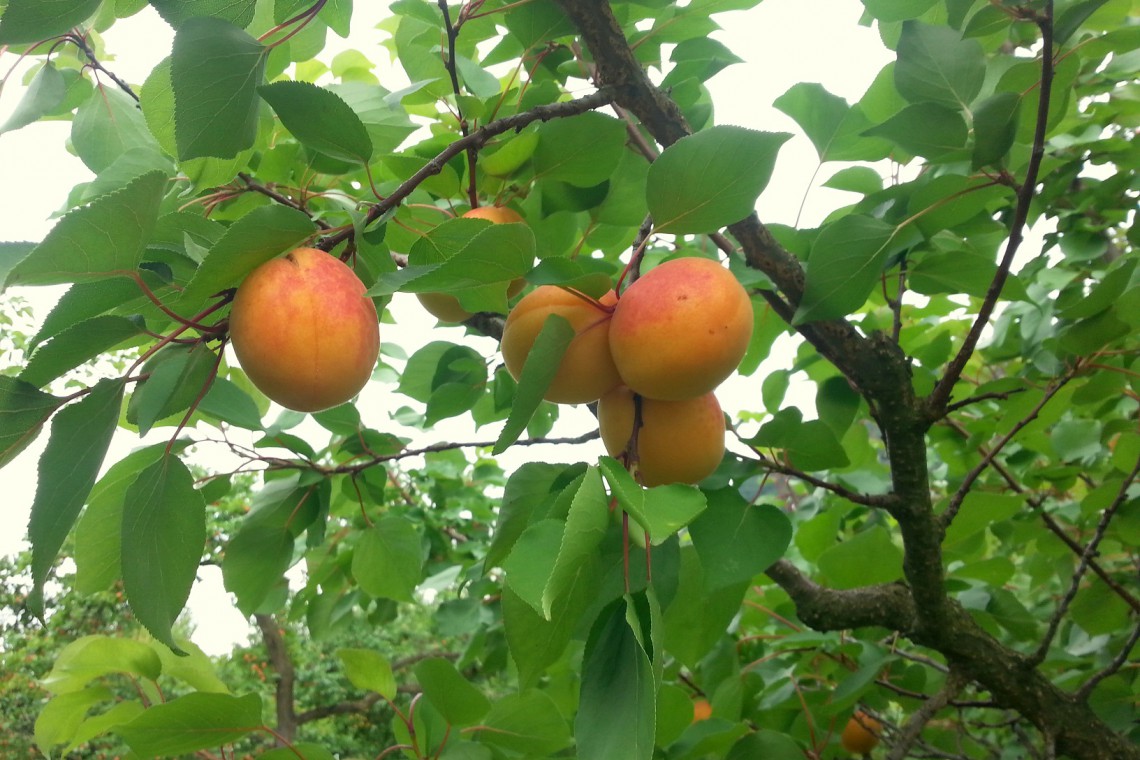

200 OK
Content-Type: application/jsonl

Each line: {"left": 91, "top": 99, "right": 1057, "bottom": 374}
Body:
{"left": 1, "top": 0, "right": 1138, "bottom": 759}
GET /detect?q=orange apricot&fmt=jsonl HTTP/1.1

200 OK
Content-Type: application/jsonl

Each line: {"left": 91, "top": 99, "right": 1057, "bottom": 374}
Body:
{"left": 691, "top": 698, "right": 713, "bottom": 723}
{"left": 597, "top": 386, "right": 725, "bottom": 487}
{"left": 500, "top": 286, "right": 621, "bottom": 404}
{"left": 229, "top": 248, "right": 379, "bottom": 413}
{"left": 840, "top": 711, "right": 882, "bottom": 755}
{"left": 609, "top": 257, "right": 753, "bottom": 400}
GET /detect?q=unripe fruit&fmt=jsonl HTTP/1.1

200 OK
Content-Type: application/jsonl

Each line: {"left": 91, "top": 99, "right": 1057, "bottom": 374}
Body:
{"left": 501, "top": 286, "right": 621, "bottom": 404}
{"left": 609, "top": 257, "right": 753, "bottom": 400}
{"left": 417, "top": 206, "right": 526, "bottom": 322}
{"left": 841, "top": 711, "right": 882, "bottom": 755}
{"left": 597, "top": 386, "right": 725, "bottom": 487}
{"left": 229, "top": 247, "right": 379, "bottom": 413}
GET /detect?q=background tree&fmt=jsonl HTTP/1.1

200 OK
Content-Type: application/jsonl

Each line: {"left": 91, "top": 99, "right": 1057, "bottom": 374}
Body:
{"left": 0, "top": 1, "right": 1137, "bottom": 759}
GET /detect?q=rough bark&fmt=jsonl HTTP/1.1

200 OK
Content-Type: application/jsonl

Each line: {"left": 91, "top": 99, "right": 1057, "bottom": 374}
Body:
{"left": 255, "top": 613, "right": 298, "bottom": 744}
{"left": 554, "top": 1, "right": 1140, "bottom": 758}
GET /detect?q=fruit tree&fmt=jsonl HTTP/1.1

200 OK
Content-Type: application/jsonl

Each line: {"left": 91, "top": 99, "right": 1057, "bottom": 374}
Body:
{"left": 0, "top": 1, "right": 1138, "bottom": 759}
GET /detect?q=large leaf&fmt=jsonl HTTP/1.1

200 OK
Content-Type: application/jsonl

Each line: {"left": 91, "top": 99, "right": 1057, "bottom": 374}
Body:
{"left": 647, "top": 126, "right": 791, "bottom": 234}
{"left": 121, "top": 455, "right": 207, "bottom": 652}
{"left": 28, "top": 379, "right": 125, "bottom": 612}
{"left": 150, "top": 0, "right": 257, "bottom": 28}
{"left": 492, "top": 314, "right": 575, "bottom": 454}
{"left": 71, "top": 87, "right": 161, "bottom": 174}
{"left": 542, "top": 466, "right": 610, "bottom": 617}
{"left": 576, "top": 598, "right": 656, "bottom": 760}
{"left": 816, "top": 525, "right": 904, "bottom": 589}
{"left": 351, "top": 516, "right": 424, "bottom": 602}
{"left": 5, "top": 171, "right": 167, "bottom": 287}
{"left": 221, "top": 525, "right": 294, "bottom": 616}
{"left": 171, "top": 17, "right": 267, "bottom": 159}
{"left": 0, "top": 0, "right": 101, "bottom": 43}
{"left": 599, "top": 458, "right": 707, "bottom": 545}
{"left": 116, "top": 693, "right": 262, "bottom": 755}
{"left": 20, "top": 315, "right": 146, "bottom": 388}
{"left": 414, "top": 658, "right": 492, "bottom": 727}
{"left": 533, "top": 111, "right": 627, "bottom": 187}
{"left": 476, "top": 690, "right": 571, "bottom": 756}
{"left": 971, "top": 91, "right": 1021, "bottom": 169}
{"left": 863, "top": 102, "right": 968, "bottom": 158}
{"left": 688, "top": 490, "right": 791, "bottom": 590}
{"left": 773, "top": 83, "right": 889, "bottom": 162}
{"left": 0, "top": 377, "right": 61, "bottom": 468}
{"left": 259, "top": 81, "right": 373, "bottom": 164}
{"left": 40, "top": 636, "right": 162, "bottom": 695}
{"left": 894, "top": 20, "right": 985, "bottom": 108}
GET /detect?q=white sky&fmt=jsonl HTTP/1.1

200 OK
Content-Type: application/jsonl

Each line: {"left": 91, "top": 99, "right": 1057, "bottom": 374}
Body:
{"left": 0, "top": 0, "right": 891, "bottom": 654}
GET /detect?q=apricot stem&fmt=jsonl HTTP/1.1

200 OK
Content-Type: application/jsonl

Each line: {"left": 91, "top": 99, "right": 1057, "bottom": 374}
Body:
{"left": 164, "top": 339, "right": 227, "bottom": 455}
{"left": 615, "top": 216, "right": 654, "bottom": 294}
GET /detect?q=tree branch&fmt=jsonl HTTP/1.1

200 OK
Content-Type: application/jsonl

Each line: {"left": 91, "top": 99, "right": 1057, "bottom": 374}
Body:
{"left": 885, "top": 670, "right": 967, "bottom": 760}
{"left": 255, "top": 613, "right": 297, "bottom": 744}
{"left": 764, "top": 559, "right": 917, "bottom": 632}
{"left": 68, "top": 31, "right": 139, "bottom": 102}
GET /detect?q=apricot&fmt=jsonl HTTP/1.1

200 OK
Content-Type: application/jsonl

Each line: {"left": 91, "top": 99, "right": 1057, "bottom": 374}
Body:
{"left": 228, "top": 247, "right": 379, "bottom": 413}
{"left": 609, "top": 257, "right": 753, "bottom": 400}
{"left": 501, "top": 286, "right": 621, "bottom": 404}
{"left": 597, "top": 386, "right": 725, "bottom": 487}
{"left": 840, "top": 711, "right": 882, "bottom": 755}
{"left": 691, "top": 698, "right": 713, "bottom": 723}
{"left": 417, "top": 205, "right": 527, "bottom": 322}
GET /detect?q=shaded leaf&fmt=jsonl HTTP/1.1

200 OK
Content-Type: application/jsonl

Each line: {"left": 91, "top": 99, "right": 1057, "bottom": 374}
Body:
{"left": 415, "top": 658, "right": 492, "bottom": 727}
{"left": 972, "top": 91, "right": 1021, "bottom": 169}
{"left": 476, "top": 690, "right": 571, "bottom": 756}
{"left": 0, "top": 377, "right": 61, "bottom": 468}
{"left": 895, "top": 20, "right": 985, "bottom": 108}
{"left": 493, "top": 314, "right": 574, "bottom": 454}
{"left": 116, "top": 693, "right": 262, "bottom": 755}
{"left": 794, "top": 215, "right": 898, "bottom": 324}
{"left": 0, "top": 0, "right": 101, "bottom": 43}
{"left": 816, "top": 525, "right": 903, "bottom": 589}
{"left": 260, "top": 81, "right": 373, "bottom": 163}
{"left": 863, "top": 102, "right": 968, "bottom": 158}
{"left": 72, "top": 87, "right": 160, "bottom": 174}
{"left": 689, "top": 489, "right": 791, "bottom": 590}
{"left": 352, "top": 516, "right": 424, "bottom": 602}
{"left": 222, "top": 525, "right": 294, "bottom": 616}
{"left": 533, "top": 111, "right": 627, "bottom": 187}
{"left": 150, "top": 0, "right": 257, "bottom": 28}
{"left": 20, "top": 315, "right": 145, "bottom": 388}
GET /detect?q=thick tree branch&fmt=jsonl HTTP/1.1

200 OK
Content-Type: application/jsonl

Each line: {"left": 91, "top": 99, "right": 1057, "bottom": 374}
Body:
{"left": 764, "top": 559, "right": 917, "bottom": 632}
{"left": 255, "top": 613, "right": 297, "bottom": 744}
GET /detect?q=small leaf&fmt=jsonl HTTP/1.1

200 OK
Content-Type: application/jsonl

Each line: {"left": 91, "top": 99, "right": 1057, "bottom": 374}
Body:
{"left": 773, "top": 83, "right": 887, "bottom": 162}
{"left": 688, "top": 489, "right": 791, "bottom": 590}
{"left": 0, "top": 0, "right": 101, "bottom": 43}
{"left": 0, "top": 377, "right": 61, "bottom": 468}
{"left": 35, "top": 687, "right": 113, "bottom": 755}
{"left": 598, "top": 458, "right": 707, "bottom": 545}
{"left": 260, "top": 81, "right": 373, "bottom": 164}
{"left": 894, "top": 20, "right": 985, "bottom": 108}
{"left": 863, "top": 102, "right": 968, "bottom": 158}
{"left": 816, "top": 525, "right": 903, "bottom": 589}
{"left": 197, "top": 377, "right": 265, "bottom": 430}
{"left": 128, "top": 343, "right": 218, "bottom": 435}
{"left": 1054, "top": 0, "right": 1111, "bottom": 45}
{"left": 172, "top": 17, "right": 267, "bottom": 159}
{"left": 28, "top": 379, "right": 125, "bottom": 612}
{"left": 794, "top": 215, "right": 898, "bottom": 324}
{"left": 415, "top": 658, "right": 492, "bottom": 727}
{"left": 485, "top": 462, "right": 581, "bottom": 570}
{"left": 121, "top": 455, "right": 207, "bottom": 652}
{"left": 477, "top": 689, "right": 571, "bottom": 756}
{"left": 20, "top": 315, "right": 145, "bottom": 388}
{"left": 647, "top": 126, "right": 791, "bottom": 234}
{"left": 116, "top": 693, "right": 262, "bottom": 756}
{"left": 351, "top": 516, "right": 424, "bottom": 602}
{"left": 150, "top": 0, "right": 257, "bottom": 28}
{"left": 533, "top": 111, "right": 627, "bottom": 187}
{"left": 5, "top": 171, "right": 168, "bottom": 288}
{"left": 72, "top": 87, "right": 161, "bottom": 173}
{"left": 542, "top": 467, "right": 610, "bottom": 617}
{"left": 861, "top": 0, "right": 939, "bottom": 22}
{"left": 0, "top": 62, "right": 66, "bottom": 135}
{"left": 492, "top": 315, "right": 575, "bottom": 454}
{"left": 576, "top": 598, "right": 656, "bottom": 760}
{"left": 221, "top": 525, "right": 294, "bottom": 616}
{"left": 337, "top": 649, "right": 396, "bottom": 699}
{"left": 503, "top": 519, "right": 564, "bottom": 616}
{"left": 504, "top": 0, "right": 574, "bottom": 49}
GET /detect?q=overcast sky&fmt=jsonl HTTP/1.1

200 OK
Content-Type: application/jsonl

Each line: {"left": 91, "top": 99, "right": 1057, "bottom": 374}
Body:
{"left": 0, "top": 0, "right": 892, "bottom": 653}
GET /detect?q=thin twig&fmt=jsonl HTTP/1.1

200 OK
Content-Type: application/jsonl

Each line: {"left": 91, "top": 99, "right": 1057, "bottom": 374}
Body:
{"left": 886, "top": 670, "right": 968, "bottom": 760}
{"left": 1075, "top": 621, "right": 1140, "bottom": 701}
{"left": 69, "top": 31, "right": 139, "bottom": 102}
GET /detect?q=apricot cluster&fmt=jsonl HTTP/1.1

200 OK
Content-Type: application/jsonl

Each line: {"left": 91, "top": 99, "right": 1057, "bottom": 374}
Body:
{"left": 501, "top": 257, "right": 753, "bottom": 487}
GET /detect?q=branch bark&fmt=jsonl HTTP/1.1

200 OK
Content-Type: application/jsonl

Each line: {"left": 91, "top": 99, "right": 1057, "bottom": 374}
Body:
{"left": 255, "top": 613, "right": 298, "bottom": 744}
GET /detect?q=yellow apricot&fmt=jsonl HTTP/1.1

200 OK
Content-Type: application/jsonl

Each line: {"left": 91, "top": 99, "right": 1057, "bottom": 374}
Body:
{"left": 501, "top": 286, "right": 621, "bottom": 404}
{"left": 609, "top": 257, "right": 753, "bottom": 400}
{"left": 597, "top": 386, "right": 725, "bottom": 487}
{"left": 229, "top": 248, "right": 379, "bottom": 413}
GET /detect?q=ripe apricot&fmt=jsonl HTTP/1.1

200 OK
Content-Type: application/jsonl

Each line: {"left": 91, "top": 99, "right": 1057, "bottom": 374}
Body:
{"left": 691, "top": 698, "right": 713, "bottom": 723}
{"left": 229, "top": 247, "right": 379, "bottom": 413}
{"left": 597, "top": 386, "right": 725, "bottom": 487}
{"left": 840, "top": 711, "right": 882, "bottom": 755}
{"left": 417, "top": 206, "right": 527, "bottom": 322}
{"left": 609, "top": 257, "right": 753, "bottom": 400}
{"left": 501, "top": 286, "right": 621, "bottom": 404}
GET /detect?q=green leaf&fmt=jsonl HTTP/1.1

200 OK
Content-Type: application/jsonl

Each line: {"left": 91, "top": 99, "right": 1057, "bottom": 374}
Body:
{"left": 28, "top": 378, "right": 125, "bottom": 612}
{"left": 260, "top": 80, "right": 373, "bottom": 163}
{"left": 492, "top": 314, "right": 574, "bottom": 454}
{"left": 352, "top": 516, "right": 424, "bottom": 602}
{"left": 476, "top": 689, "right": 571, "bottom": 756}
{"left": 398, "top": 342, "right": 487, "bottom": 426}
{"left": 128, "top": 343, "right": 218, "bottom": 435}
{"left": 74, "top": 443, "right": 172, "bottom": 594}
{"left": 171, "top": 16, "right": 266, "bottom": 160}
{"left": 542, "top": 466, "right": 610, "bottom": 617}
{"left": 222, "top": 525, "right": 294, "bottom": 616}
{"left": 72, "top": 87, "right": 161, "bottom": 173}
{"left": 689, "top": 490, "right": 791, "bottom": 590}
{"left": 0, "top": 241, "right": 35, "bottom": 289}
{"left": 64, "top": 700, "right": 146, "bottom": 755}
{"left": 503, "top": 519, "right": 564, "bottom": 617}
{"left": 415, "top": 658, "right": 492, "bottom": 727}
{"left": 486, "top": 462, "right": 580, "bottom": 569}
{"left": 861, "top": 0, "right": 939, "bottom": 22}
{"left": 121, "top": 455, "right": 207, "bottom": 653}
{"left": 533, "top": 112, "right": 627, "bottom": 188}
{"left": 599, "top": 458, "right": 707, "bottom": 545}
{"left": 0, "top": 62, "right": 66, "bottom": 134}
{"left": 823, "top": 166, "right": 884, "bottom": 195}
{"left": 773, "top": 83, "right": 888, "bottom": 162}
{"left": 35, "top": 687, "right": 113, "bottom": 754}
{"left": 480, "top": 128, "right": 540, "bottom": 177}
{"left": 863, "top": 102, "right": 969, "bottom": 158}
{"left": 150, "top": 0, "right": 257, "bottom": 28}
{"left": 116, "top": 693, "right": 262, "bottom": 756}
{"left": 894, "top": 20, "right": 985, "bottom": 108}
{"left": 942, "top": 492, "right": 1022, "bottom": 547}
{"left": 726, "top": 730, "right": 805, "bottom": 760}
{"left": 816, "top": 525, "right": 904, "bottom": 589}
{"left": 647, "top": 127, "right": 791, "bottom": 234}
{"left": 41, "top": 635, "right": 163, "bottom": 694}
{"left": 5, "top": 171, "right": 168, "bottom": 287}
{"left": 972, "top": 91, "right": 1021, "bottom": 169}
{"left": 336, "top": 649, "right": 396, "bottom": 699}
{"left": 0, "top": 376, "right": 61, "bottom": 468}
{"left": 20, "top": 315, "right": 145, "bottom": 388}
{"left": 504, "top": 0, "right": 574, "bottom": 49}
{"left": 0, "top": 0, "right": 101, "bottom": 43}
{"left": 576, "top": 598, "right": 656, "bottom": 760}
{"left": 175, "top": 205, "right": 316, "bottom": 308}
{"left": 1054, "top": 0, "right": 1112, "bottom": 45}
{"left": 197, "top": 377, "right": 265, "bottom": 430}
{"left": 794, "top": 215, "right": 898, "bottom": 324}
